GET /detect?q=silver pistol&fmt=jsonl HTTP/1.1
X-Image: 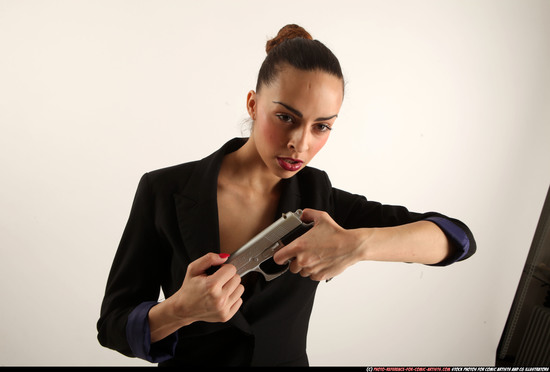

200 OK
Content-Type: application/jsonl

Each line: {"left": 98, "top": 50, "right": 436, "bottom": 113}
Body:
{"left": 226, "top": 209, "right": 313, "bottom": 281}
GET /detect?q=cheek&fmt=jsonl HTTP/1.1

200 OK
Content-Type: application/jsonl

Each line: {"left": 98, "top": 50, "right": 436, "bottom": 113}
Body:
{"left": 310, "top": 135, "right": 329, "bottom": 156}
{"left": 257, "top": 116, "right": 284, "bottom": 145}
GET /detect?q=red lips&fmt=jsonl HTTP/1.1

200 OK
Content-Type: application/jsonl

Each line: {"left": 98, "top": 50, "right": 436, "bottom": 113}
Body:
{"left": 277, "top": 157, "right": 304, "bottom": 172}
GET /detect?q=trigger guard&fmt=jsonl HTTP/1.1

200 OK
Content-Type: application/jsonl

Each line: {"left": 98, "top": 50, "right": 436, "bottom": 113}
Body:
{"left": 259, "top": 265, "right": 290, "bottom": 281}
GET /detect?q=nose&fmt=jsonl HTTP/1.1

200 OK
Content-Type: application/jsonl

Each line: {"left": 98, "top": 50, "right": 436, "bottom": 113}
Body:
{"left": 288, "top": 127, "right": 310, "bottom": 154}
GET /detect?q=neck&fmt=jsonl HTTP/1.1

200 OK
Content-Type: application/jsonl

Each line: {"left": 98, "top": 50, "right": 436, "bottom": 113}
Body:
{"left": 220, "top": 138, "right": 281, "bottom": 194}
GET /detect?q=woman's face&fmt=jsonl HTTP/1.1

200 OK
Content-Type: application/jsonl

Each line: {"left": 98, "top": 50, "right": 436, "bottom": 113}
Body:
{"left": 247, "top": 65, "right": 344, "bottom": 179}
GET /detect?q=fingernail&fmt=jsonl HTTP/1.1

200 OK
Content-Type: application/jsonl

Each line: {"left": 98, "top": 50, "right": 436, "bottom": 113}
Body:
{"left": 219, "top": 253, "right": 230, "bottom": 259}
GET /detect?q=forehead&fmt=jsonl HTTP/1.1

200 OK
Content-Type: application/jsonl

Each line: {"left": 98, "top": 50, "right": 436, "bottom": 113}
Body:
{"left": 259, "top": 66, "right": 344, "bottom": 114}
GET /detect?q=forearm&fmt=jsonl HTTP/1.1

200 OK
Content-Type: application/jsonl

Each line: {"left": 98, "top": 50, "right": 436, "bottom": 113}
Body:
{"left": 356, "top": 220, "right": 452, "bottom": 265}
{"left": 148, "top": 296, "right": 192, "bottom": 343}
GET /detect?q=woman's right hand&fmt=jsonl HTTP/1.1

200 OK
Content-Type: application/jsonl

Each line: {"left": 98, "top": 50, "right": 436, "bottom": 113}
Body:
{"left": 174, "top": 252, "right": 244, "bottom": 324}
{"left": 148, "top": 253, "right": 244, "bottom": 343}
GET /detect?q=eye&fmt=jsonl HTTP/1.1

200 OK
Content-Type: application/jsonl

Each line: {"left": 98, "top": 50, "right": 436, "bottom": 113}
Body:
{"left": 314, "top": 123, "right": 332, "bottom": 133}
{"left": 276, "top": 113, "right": 294, "bottom": 124}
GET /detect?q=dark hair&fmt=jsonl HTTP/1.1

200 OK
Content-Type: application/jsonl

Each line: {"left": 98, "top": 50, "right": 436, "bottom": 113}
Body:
{"left": 256, "top": 24, "right": 344, "bottom": 93}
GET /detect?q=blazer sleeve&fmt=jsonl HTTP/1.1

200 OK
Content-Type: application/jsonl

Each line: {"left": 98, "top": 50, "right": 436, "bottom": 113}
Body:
{"left": 97, "top": 173, "right": 170, "bottom": 359}
{"left": 330, "top": 187, "right": 476, "bottom": 265}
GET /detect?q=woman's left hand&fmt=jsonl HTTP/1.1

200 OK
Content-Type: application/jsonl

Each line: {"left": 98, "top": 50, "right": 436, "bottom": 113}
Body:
{"left": 273, "top": 208, "right": 365, "bottom": 281}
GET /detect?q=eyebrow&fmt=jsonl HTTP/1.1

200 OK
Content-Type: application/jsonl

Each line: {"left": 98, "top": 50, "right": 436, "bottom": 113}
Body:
{"left": 272, "top": 101, "right": 338, "bottom": 121}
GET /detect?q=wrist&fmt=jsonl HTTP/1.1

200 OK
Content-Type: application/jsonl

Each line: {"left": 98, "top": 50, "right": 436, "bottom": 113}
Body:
{"left": 166, "top": 292, "right": 195, "bottom": 328}
{"left": 148, "top": 294, "right": 194, "bottom": 343}
{"left": 356, "top": 226, "right": 402, "bottom": 262}
{"left": 349, "top": 227, "right": 377, "bottom": 262}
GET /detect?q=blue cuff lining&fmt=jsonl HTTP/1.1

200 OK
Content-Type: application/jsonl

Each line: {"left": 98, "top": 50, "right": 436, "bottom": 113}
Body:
{"left": 425, "top": 217, "right": 470, "bottom": 265}
{"left": 126, "top": 301, "right": 178, "bottom": 363}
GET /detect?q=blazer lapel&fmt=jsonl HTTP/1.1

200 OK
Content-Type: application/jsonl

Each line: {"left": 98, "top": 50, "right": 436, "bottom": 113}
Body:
{"left": 276, "top": 176, "right": 303, "bottom": 216}
{"left": 174, "top": 192, "right": 219, "bottom": 263}
{"left": 173, "top": 143, "right": 230, "bottom": 262}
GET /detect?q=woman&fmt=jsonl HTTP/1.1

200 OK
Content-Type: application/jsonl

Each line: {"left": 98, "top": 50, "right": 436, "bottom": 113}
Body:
{"left": 97, "top": 24, "right": 476, "bottom": 366}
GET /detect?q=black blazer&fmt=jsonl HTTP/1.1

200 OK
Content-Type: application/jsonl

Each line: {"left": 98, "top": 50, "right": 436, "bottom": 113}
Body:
{"left": 97, "top": 138, "right": 476, "bottom": 366}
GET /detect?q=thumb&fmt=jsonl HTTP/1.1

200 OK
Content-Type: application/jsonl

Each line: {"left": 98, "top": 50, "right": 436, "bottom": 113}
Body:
{"left": 188, "top": 252, "right": 230, "bottom": 277}
{"left": 300, "top": 208, "right": 322, "bottom": 224}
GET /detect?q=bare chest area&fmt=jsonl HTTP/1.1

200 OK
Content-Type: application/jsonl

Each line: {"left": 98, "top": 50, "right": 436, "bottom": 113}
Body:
{"left": 217, "top": 184, "right": 280, "bottom": 255}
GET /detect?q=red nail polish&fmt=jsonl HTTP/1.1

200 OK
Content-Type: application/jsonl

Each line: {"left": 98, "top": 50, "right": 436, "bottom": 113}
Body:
{"left": 219, "top": 253, "right": 230, "bottom": 259}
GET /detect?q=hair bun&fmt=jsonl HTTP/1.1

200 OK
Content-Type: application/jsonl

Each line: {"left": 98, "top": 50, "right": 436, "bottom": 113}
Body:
{"left": 266, "top": 24, "right": 313, "bottom": 54}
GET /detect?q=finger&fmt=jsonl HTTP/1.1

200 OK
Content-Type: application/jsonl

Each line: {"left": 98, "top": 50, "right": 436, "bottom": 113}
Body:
{"left": 299, "top": 269, "right": 311, "bottom": 278}
{"left": 188, "top": 252, "right": 230, "bottom": 277}
{"left": 310, "top": 272, "right": 328, "bottom": 282}
{"left": 209, "top": 263, "right": 238, "bottom": 285}
{"left": 274, "top": 229, "right": 313, "bottom": 264}
{"left": 312, "top": 265, "right": 343, "bottom": 282}
{"left": 219, "top": 279, "right": 244, "bottom": 323}
{"left": 226, "top": 280, "right": 245, "bottom": 306}
{"left": 227, "top": 297, "right": 243, "bottom": 320}
{"left": 289, "top": 259, "right": 302, "bottom": 274}
{"left": 273, "top": 244, "right": 296, "bottom": 265}
{"left": 222, "top": 272, "right": 242, "bottom": 294}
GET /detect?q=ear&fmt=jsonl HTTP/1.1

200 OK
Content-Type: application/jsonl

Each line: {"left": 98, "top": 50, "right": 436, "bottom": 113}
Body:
{"left": 246, "top": 90, "right": 257, "bottom": 120}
